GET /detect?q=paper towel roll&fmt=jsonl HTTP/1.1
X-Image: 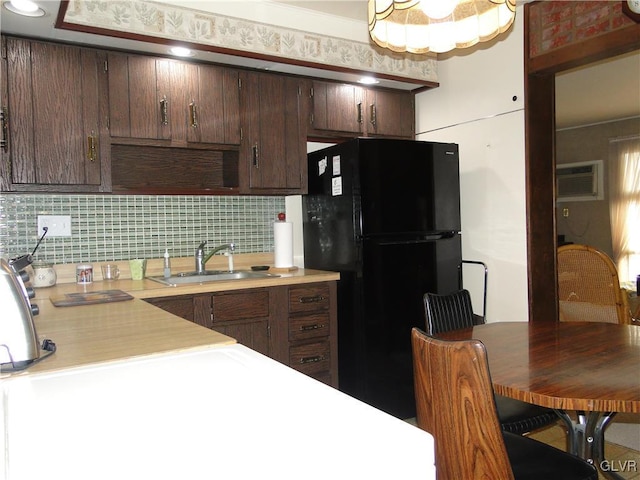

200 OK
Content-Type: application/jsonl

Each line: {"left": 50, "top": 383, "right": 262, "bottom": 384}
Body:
{"left": 274, "top": 221, "right": 294, "bottom": 268}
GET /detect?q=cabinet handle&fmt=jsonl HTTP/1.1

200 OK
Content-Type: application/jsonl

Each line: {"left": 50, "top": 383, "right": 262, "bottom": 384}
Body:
{"left": 370, "top": 104, "right": 377, "bottom": 126}
{"left": 87, "top": 132, "right": 97, "bottom": 162}
{"left": 160, "top": 96, "right": 168, "bottom": 125}
{"left": 189, "top": 101, "right": 198, "bottom": 128}
{"left": 300, "top": 355, "right": 325, "bottom": 365}
{"left": 298, "top": 295, "right": 325, "bottom": 304}
{"left": 0, "top": 107, "right": 8, "bottom": 153}
{"left": 300, "top": 323, "right": 325, "bottom": 332}
{"left": 357, "top": 102, "right": 363, "bottom": 124}
{"left": 252, "top": 143, "right": 259, "bottom": 168}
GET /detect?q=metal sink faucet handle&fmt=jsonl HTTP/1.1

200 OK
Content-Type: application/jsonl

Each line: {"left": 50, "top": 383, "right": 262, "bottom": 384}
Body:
{"left": 195, "top": 241, "right": 236, "bottom": 274}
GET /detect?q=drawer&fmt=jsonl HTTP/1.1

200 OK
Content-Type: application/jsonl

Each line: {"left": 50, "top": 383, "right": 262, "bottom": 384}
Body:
{"left": 289, "top": 312, "right": 330, "bottom": 342}
{"left": 212, "top": 290, "right": 269, "bottom": 322}
{"left": 289, "top": 340, "right": 330, "bottom": 376}
{"left": 289, "top": 283, "right": 330, "bottom": 314}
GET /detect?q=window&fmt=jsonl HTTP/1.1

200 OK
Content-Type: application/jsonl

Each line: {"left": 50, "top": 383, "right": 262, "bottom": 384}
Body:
{"left": 609, "top": 135, "right": 640, "bottom": 283}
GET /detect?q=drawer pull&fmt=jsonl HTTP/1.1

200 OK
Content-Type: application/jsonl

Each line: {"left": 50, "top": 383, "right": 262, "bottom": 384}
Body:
{"left": 189, "top": 101, "right": 198, "bottom": 128}
{"left": 0, "top": 107, "right": 8, "bottom": 153}
{"left": 300, "top": 323, "right": 325, "bottom": 332}
{"left": 300, "top": 355, "right": 325, "bottom": 365}
{"left": 252, "top": 143, "right": 259, "bottom": 168}
{"left": 298, "top": 295, "right": 325, "bottom": 304}
{"left": 160, "top": 95, "right": 168, "bottom": 125}
{"left": 87, "top": 132, "right": 98, "bottom": 162}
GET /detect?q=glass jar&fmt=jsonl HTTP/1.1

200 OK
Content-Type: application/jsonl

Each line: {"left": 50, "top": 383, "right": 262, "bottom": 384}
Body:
{"left": 32, "top": 261, "right": 57, "bottom": 288}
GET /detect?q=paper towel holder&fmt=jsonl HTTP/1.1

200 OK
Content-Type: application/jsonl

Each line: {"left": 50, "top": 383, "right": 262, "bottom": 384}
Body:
{"left": 273, "top": 212, "right": 297, "bottom": 272}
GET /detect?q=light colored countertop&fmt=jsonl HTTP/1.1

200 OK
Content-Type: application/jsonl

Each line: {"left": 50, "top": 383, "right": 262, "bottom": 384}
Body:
{"left": 20, "top": 298, "right": 236, "bottom": 376}
{"left": 1, "top": 344, "right": 436, "bottom": 480}
{"left": 36, "top": 252, "right": 340, "bottom": 300}
{"left": 6, "top": 253, "right": 339, "bottom": 377}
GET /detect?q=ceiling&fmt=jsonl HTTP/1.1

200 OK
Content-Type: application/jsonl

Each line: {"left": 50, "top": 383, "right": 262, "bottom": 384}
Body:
{"left": 555, "top": 50, "right": 640, "bottom": 130}
{"left": 1, "top": 0, "right": 638, "bottom": 129}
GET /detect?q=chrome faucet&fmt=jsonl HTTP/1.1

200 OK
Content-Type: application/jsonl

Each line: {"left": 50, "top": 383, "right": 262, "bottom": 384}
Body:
{"left": 195, "top": 241, "right": 236, "bottom": 274}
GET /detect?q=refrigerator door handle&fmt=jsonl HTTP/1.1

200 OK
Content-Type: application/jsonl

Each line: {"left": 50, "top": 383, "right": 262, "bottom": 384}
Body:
{"left": 375, "top": 235, "right": 454, "bottom": 246}
{"left": 363, "top": 232, "right": 459, "bottom": 244}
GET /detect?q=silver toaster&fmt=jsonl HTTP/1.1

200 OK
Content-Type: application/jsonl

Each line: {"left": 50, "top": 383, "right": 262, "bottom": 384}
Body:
{"left": 0, "top": 256, "right": 53, "bottom": 371}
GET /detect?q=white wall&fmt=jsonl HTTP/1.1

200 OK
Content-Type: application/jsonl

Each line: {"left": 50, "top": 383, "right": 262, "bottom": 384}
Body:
{"left": 415, "top": 6, "right": 529, "bottom": 322}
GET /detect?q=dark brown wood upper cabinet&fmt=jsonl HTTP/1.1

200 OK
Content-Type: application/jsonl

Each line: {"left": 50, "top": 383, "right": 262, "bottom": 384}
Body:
{"left": 1, "top": 36, "right": 109, "bottom": 192}
{"left": 0, "top": 34, "right": 414, "bottom": 195}
{"left": 108, "top": 52, "right": 240, "bottom": 147}
{"left": 310, "top": 81, "right": 364, "bottom": 135}
{"left": 238, "top": 71, "right": 307, "bottom": 194}
{"left": 308, "top": 80, "right": 414, "bottom": 139}
{"left": 363, "top": 88, "right": 414, "bottom": 139}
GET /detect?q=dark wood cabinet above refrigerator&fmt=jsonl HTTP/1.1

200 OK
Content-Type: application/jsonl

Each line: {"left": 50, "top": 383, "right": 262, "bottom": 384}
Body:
{"left": 307, "top": 80, "right": 414, "bottom": 140}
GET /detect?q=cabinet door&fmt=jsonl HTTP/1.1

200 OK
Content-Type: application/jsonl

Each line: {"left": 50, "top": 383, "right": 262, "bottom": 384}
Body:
{"left": 6, "top": 37, "right": 105, "bottom": 187}
{"left": 310, "top": 81, "right": 364, "bottom": 134}
{"left": 211, "top": 289, "right": 270, "bottom": 355}
{"left": 1, "top": 38, "right": 10, "bottom": 191}
{"left": 145, "top": 296, "right": 196, "bottom": 322}
{"left": 188, "top": 65, "right": 240, "bottom": 145}
{"left": 239, "top": 71, "right": 305, "bottom": 194}
{"left": 108, "top": 53, "right": 171, "bottom": 141}
{"left": 109, "top": 54, "right": 240, "bottom": 147}
{"left": 364, "top": 89, "right": 414, "bottom": 139}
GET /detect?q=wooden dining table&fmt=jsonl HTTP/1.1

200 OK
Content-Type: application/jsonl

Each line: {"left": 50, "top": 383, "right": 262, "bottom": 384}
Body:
{"left": 437, "top": 321, "right": 640, "bottom": 480}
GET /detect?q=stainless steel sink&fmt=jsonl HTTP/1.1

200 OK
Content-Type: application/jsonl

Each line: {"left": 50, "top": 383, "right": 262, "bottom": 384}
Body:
{"left": 148, "top": 270, "right": 280, "bottom": 286}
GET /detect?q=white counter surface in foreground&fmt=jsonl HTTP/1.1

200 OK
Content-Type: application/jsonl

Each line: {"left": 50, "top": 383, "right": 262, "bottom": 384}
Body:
{"left": 1, "top": 344, "right": 435, "bottom": 480}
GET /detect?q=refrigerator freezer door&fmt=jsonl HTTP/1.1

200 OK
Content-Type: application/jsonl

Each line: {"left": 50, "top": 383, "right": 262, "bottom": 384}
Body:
{"left": 357, "top": 139, "right": 461, "bottom": 236}
{"left": 341, "top": 234, "right": 462, "bottom": 419}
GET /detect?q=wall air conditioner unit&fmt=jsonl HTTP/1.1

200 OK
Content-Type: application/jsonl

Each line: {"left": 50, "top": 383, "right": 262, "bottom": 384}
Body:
{"left": 556, "top": 160, "right": 604, "bottom": 203}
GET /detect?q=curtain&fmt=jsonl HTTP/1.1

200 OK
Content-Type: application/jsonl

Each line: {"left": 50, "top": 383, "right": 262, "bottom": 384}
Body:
{"left": 609, "top": 135, "right": 640, "bottom": 283}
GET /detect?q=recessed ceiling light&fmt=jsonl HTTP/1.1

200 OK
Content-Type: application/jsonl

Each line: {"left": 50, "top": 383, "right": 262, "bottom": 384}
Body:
{"left": 169, "top": 46, "right": 195, "bottom": 58}
{"left": 358, "top": 76, "right": 380, "bottom": 85}
{"left": 4, "top": 0, "right": 45, "bottom": 17}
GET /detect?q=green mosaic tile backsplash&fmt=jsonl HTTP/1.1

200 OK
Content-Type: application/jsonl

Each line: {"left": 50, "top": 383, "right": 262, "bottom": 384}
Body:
{"left": 0, "top": 194, "right": 285, "bottom": 265}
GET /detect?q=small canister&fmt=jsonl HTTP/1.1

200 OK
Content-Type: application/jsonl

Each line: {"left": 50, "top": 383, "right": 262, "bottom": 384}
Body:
{"left": 32, "top": 261, "right": 57, "bottom": 288}
{"left": 76, "top": 264, "right": 93, "bottom": 284}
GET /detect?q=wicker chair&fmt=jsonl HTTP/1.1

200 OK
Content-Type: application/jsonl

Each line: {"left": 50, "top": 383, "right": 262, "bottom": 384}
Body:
{"left": 557, "top": 244, "right": 632, "bottom": 324}
{"left": 411, "top": 328, "right": 597, "bottom": 480}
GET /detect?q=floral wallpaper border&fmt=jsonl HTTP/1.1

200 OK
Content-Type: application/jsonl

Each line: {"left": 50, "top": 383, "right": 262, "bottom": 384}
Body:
{"left": 62, "top": 0, "right": 438, "bottom": 84}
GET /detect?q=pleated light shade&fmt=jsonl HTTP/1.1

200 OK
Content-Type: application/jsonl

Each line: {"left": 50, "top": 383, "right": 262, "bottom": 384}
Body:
{"left": 368, "top": 0, "right": 516, "bottom": 54}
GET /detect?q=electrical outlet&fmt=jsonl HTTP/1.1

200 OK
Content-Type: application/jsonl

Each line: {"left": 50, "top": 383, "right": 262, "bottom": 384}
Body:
{"left": 37, "top": 215, "right": 72, "bottom": 237}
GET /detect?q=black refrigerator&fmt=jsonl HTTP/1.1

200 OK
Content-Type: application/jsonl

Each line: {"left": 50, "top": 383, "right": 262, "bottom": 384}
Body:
{"left": 302, "top": 138, "right": 462, "bottom": 419}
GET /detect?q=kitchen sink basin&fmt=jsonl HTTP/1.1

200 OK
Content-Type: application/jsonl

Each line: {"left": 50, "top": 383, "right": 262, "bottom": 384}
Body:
{"left": 148, "top": 270, "right": 280, "bottom": 286}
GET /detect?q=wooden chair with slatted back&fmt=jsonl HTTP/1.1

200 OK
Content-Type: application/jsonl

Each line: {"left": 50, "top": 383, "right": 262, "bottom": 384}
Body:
{"left": 423, "top": 289, "right": 558, "bottom": 435}
{"left": 411, "top": 328, "right": 598, "bottom": 480}
{"left": 557, "top": 244, "right": 632, "bottom": 324}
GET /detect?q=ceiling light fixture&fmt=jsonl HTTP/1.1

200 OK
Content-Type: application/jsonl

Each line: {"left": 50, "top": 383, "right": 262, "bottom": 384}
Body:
{"left": 4, "top": 0, "right": 45, "bottom": 17}
{"left": 358, "top": 76, "right": 380, "bottom": 85}
{"left": 169, "top": 46, "right": 195, "bottom": 57}
{"left": 368, "top": 0, "right": 516, "bottom": 54}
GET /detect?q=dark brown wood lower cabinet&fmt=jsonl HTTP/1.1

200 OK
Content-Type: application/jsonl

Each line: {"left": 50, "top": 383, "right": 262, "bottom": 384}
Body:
{"left": 144, "top": 281, "right": 338, "bottom": 387}
{"left": 145, "top": 289, "right": 270, "bottom": 356}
